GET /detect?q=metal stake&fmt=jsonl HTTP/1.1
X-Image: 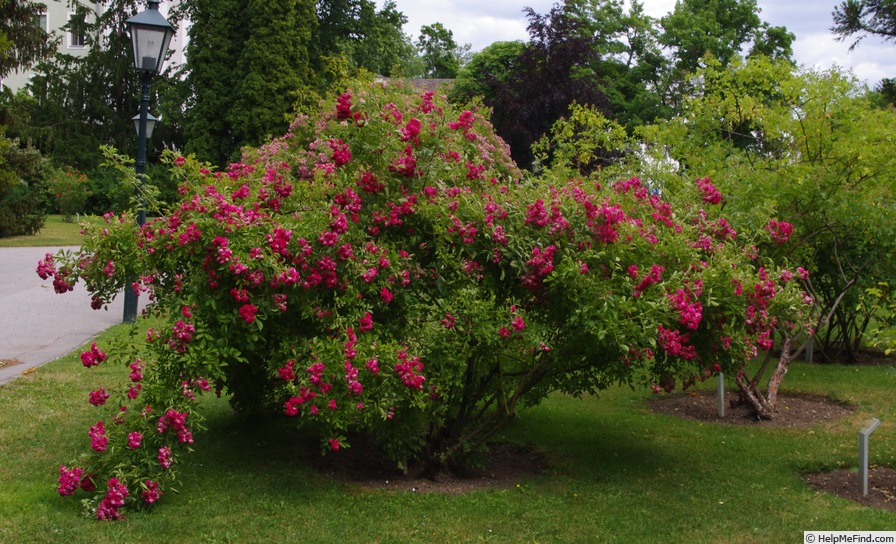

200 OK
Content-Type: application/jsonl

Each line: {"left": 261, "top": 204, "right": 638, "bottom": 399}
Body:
{"left": 859, "top": 418, "right": 881, "bottom": 496}
{"left": 717, "top": 372, "right": 725, "bottom": 418}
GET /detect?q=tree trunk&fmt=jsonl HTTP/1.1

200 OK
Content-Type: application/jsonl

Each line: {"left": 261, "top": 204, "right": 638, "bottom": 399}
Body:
{"left": 764, "top": 335, "right": 794, "bottom": 411}
{"left": 734, "top": 335, "right": 796, "bottom": 420}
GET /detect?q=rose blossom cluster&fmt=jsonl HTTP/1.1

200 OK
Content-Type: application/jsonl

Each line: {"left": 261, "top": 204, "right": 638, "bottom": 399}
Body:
{"left": 765, "top": 220, "right": 794, "bottom": 244}
{"left": 96, "top": 477, "right": 128, "bottom": 521}
{"left": 36, "top": 252, "right": 76, "bottom": 294}
{"left": 80, "top": 342, "right": 108, "bottom": 367}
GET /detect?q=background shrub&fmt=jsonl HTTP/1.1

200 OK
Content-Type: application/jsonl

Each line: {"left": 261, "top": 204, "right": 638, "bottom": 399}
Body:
{"left": 0, "top": 135, "right": 49, "bottom": 237}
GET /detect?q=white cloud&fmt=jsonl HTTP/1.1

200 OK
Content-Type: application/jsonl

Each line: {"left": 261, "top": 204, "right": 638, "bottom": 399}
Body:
{"left": 447, "top": 15, "right": 530, "bottom": 48}
{"left": 794, "top": 32, "right": 895, "bottom": 85}
{"left": 393, "top": 0, "right": 547, "bottom": 48}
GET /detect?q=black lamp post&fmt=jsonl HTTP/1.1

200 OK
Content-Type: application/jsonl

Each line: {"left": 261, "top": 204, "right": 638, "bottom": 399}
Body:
{"left": 122, "top": 0, "right": 174, "bottom": 323}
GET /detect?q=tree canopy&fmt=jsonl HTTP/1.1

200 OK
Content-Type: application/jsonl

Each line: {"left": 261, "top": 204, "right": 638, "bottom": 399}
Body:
{"left": 566, "top": 0, "right": 670, "bottom": 128}
{"left": 451, "top": 0, "right": 795, "bottom": 170}
{"left": 832, "top": 0, "right": 896, "bottom": 49}
{"left": 452, "top": 4, "right": 612, "bottom": 169}
{"left": 449, "top": 40, "right": 525, "bottom": 105}
{"left": 0, "top": 0, "right": 55, "bottom": 79}
{"left": 312, "top": 0, "right": 418, "bottom": 79}
{"left": 416, "top": 22, "right": 461, "bottom": 78}
{"left": 660, "top": 0, "right": 793, "bottom": 75}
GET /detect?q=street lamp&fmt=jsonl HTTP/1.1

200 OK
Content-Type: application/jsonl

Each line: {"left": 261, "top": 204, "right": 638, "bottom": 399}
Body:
{"left": 122, "top": 0, "right": 174, "bottom": 323}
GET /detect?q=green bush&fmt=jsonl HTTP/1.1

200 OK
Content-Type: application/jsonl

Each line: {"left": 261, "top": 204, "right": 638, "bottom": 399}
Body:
{"left": 84, "top": 166, "right": 131, "bottom": 216}
{"left": 0, "top": 135, "right": 49, "bottom": 237}
{"left": 84, "top": 162, "right": 181, "bottom": 216}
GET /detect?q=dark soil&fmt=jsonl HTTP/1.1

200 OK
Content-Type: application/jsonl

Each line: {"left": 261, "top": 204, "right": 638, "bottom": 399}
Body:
{"left": 309, "top": 436, "right": 548, "bottom": 494}
{"left": 648, "top": 390, "right": 853, "bottom": 428}
{"left": 805, "top": 468, "right": 896, "bottom": 512}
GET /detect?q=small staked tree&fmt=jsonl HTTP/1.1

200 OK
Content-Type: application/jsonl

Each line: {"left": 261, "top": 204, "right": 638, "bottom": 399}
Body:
{"left": 634, "top": 56, "right": 896, "bottom": 378}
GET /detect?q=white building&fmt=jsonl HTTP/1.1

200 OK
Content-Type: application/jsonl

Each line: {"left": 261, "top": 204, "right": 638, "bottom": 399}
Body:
{"left": 2, "top": 0, "right": 187, "bottom": 93}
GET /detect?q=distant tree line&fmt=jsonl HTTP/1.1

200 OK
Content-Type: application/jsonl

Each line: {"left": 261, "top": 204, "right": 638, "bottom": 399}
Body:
{"left": 5, "top": 0, "right": 875, "bottom": 178}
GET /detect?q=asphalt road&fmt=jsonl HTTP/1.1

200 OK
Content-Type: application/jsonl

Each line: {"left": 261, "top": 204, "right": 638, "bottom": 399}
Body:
{"left": 0, "top": 246, "right": 133, "bottom": 385}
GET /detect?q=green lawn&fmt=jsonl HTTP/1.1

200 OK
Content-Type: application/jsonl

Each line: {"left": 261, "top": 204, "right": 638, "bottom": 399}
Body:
{"left": 0, "top": 324, "right": 894, "bottom": 543}
{"left": 0, "top": 214, "right": 101, "bottom": 247}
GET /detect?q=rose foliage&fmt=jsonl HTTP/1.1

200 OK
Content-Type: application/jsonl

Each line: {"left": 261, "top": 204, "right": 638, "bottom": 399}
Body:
{"left": 44, "top": 83, "right": 811, "bottom": 519}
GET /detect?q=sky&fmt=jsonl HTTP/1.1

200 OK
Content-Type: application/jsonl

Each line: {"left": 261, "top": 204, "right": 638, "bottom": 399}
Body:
{"left": 377, "top": 0, "right": 894, "bottom": 86}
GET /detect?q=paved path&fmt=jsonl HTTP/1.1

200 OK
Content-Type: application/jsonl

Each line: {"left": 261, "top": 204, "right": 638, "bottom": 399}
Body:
{"left": 0, "top": 246, "right": 132, "bottom": 385}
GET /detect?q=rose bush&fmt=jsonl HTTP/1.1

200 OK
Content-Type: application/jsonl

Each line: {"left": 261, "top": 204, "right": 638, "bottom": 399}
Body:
{"left": 43, "top": 82, "right": 812, "bottom": 518}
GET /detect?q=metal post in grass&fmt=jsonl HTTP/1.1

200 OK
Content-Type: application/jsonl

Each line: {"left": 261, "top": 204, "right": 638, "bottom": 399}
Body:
{"left": 717, "top": 372, "right": 725, "bottom": 418}
{"left": 858, "top": 418, "right": 881, "bottom": 496}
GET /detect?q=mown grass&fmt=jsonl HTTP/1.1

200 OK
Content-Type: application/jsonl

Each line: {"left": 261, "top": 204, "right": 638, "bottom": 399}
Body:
{"left": 1, "top": 324, "right": 894, "bottom": 543}
{"left": 0, "top": 214, "right": 101, "bottom": 248}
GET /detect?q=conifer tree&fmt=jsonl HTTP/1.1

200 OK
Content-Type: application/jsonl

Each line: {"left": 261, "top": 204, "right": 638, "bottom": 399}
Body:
{"left": 184, "top": 0, "right": 316, "bottom": 166}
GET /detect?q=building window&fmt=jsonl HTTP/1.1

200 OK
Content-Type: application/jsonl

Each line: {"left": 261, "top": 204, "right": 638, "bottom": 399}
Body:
{"left": 68, "top": 13, "right": 87, "bottom": 49}
{"left": 35, "top": 8, "right": 48, "bottom": 34}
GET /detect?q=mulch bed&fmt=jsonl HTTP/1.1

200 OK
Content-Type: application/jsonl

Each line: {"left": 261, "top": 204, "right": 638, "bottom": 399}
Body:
{"left": 309, "top": 436, "right": 547, "bottom": 494}
{"left": 648, "top": 390, "right": 853, "bottom": 428}
{"left": 805, "top": 468, "right": 896, "bottom": 512}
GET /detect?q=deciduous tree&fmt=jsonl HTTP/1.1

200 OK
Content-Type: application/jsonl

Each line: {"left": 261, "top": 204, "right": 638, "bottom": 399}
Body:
{"left": 416, "top": 22, "right": 461, "bottom": 78}
{"left": 659, "top": 0, "right": 793, "bottom": 81}
{"left": 313, "top": 0, "right": 418, "bottom": 79}
{"left": 448, "top": 40, "right": 524, "bottom": 105}
{"left": 481, "top": 5, "right": 612, "bottom": 169}
{"left": 566, "top": 0, "right": 671, "bottom": 127}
